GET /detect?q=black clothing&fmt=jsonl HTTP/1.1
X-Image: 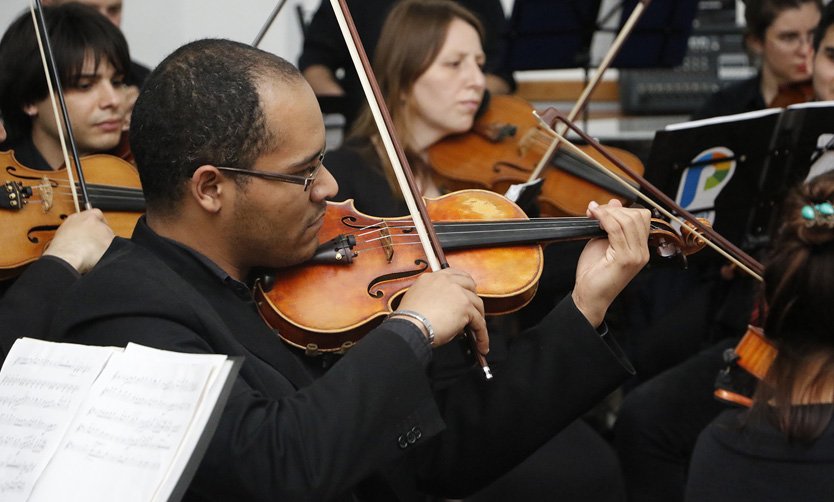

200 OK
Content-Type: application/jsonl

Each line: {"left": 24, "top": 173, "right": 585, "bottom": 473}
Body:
{"left": 615, "top": 339, "right": 737, "bottom": 502}
{"left": 0, "top": 256, "right": 78, "bottom": 361}
{"left": 686, "top": 406, "right": 834, "bottom": 502}
{"left": 298, "top": 0, "right": 514, "bottom": 127}
{"left": 50, "top": 217, "right": 632, "bottom": 501}
{"left": 691, "top": 74, "right": 765, "bottom": 121}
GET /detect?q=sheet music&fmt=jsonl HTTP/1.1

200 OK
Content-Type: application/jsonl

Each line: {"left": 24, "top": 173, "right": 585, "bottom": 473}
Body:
{"left": 0, "top": 338, "right": 116, "bottom": 502}
{"left": 29, "top": 350, "right": 215, "bottom": 502}
{"left": 121, "top": 343, "right": 232, "bottom": 501}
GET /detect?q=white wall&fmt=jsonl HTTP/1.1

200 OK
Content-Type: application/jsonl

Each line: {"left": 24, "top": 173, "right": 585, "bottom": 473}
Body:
{"left": 2, "top": 0, "right": 515, "bottom": 69}
{"left": 1, "top": 0, "right": 321, "bottom": 69}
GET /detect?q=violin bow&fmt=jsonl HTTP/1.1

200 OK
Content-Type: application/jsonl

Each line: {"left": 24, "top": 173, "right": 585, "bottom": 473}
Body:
{"left": 535, "top": 108, "right": 765, "bottom": 281}
{"left": 252, "top": 0, "right": 290, "bottom": 48}
{"left": 29, "top": 0, "right": 92, "bottom": 211}
{"left": 525, "top": 0, "right": 651, "bottom": 184}
{"left": 328, "top": 0, "right": 493, "bottom": 379}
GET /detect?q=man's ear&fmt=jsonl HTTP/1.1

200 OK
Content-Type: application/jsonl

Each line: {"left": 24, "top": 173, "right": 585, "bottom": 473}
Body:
{"left": 190, "top": 165, "right": 227, "bottom": 214}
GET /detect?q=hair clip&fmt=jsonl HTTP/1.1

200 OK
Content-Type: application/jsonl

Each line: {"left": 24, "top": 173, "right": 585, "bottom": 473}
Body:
{"left": 801, "top": 201, "right": 834, "bottom": 227}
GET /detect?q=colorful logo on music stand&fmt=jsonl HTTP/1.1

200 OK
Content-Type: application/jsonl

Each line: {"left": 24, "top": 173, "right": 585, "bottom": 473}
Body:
{"left": 676, "top": 146, "right": 736, "bottom": 224}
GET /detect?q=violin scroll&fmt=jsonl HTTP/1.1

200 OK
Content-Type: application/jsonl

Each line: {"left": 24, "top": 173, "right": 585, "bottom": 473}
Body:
{"left": 647, "top": 217, "right": 710, "bottom": 261}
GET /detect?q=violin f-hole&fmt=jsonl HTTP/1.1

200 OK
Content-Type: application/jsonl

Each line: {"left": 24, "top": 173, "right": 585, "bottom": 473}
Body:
{"left": 367, "top": 259, "right": 429, "bottom": 299}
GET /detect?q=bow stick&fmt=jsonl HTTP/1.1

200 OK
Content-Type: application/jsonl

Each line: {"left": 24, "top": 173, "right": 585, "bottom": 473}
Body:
{"left": 536, "top": 108, "right": 765, "bottom": 281}
{"left": 524, "top": 0, "right": 651, "bottom": 185}
{"left": 29, "top": 0, "right": 91, "bottom": 211}
{"left": 328, "top": 0, "right": 492, "bottom": 379}
{"left": 252, "top": 0, "right": 290, "bottom": 48}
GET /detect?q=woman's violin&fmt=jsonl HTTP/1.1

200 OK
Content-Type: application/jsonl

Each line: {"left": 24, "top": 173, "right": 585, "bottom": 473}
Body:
{"left": 0, "top": 149, "right": 144, "bottom": 279}
{"left": 429, "top": 95, "right": 646, "bottom": 217}
{"left": 255, "top": 189, "right": 706, "bottom": 354}
{"left": 768, "top": 79, "right": 815, "bottom": 108}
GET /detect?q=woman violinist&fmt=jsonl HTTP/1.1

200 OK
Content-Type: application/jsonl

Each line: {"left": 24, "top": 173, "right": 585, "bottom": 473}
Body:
{"left": 325, "top": 1, "right": 645, "bottom": 500}
{"left": 686, "top": 171, "right": 834, "bottom": 502}
{"left": 693, "top": 0, "right": 822, "bottom": 120}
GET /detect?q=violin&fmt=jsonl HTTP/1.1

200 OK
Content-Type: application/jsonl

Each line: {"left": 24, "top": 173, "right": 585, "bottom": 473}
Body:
{"left": 429, "top": 94, "right": 646, "bottom": 216}
{"left": 768, "top": 79, "right": 815, "bottom": 108}
{"left": 714, "top": 325, "right": 777, "bottom": 408}
{"left": 255, "top": 189, "right": 705, "bottom": 354}
{"left": 0, "top": 149, "right": 144, "bottom": 279}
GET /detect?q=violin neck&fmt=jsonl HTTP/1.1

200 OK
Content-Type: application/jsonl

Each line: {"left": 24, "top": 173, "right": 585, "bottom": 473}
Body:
{"left": 85, "top": 183, "right": 146, "bottom": 212}
{"left": 434, "top": 218, "right": 604, "bottom": 250}
{"left": 550, "top": 149, "right": 635, "bottom": 201}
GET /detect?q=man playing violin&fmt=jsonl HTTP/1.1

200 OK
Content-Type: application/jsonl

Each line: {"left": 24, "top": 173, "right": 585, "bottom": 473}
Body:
{"left": 0, "top": 3, "right": 130, "bottom": 170}
{"left": 48, "top": 38, "right": 651, "bottom": 501}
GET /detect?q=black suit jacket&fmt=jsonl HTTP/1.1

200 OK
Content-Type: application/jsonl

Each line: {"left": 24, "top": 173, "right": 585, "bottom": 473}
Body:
{"left": 50, "top": 218, "right": 632, "bottom": 501}
{"left": 0, "top": 257, "right": 79, "bottom": 359}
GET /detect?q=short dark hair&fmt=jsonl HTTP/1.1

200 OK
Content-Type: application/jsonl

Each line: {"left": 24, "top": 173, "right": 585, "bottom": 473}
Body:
{"left": 0, "top": 3, "right": 129, "bottom": 143}
{"left": 129, "top": 39, "right": 303, "bottom": 215}
{"left": 744, "top": 0, "right": 823, "bottom": 40}
{"left": 813, "top": 0, "right": 834, "bottom": 50}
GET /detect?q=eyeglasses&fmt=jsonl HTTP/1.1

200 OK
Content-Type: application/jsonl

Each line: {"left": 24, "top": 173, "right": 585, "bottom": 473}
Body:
{"left": 216, "top": 152, "right": 324, "bottom": 191}
{"left": 773, "top": 31, "right": 815, "bottom": 51}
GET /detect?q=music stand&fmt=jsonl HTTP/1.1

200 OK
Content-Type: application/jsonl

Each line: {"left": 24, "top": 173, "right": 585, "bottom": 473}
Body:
{"left": 644, "top": 109, "right": 783, "bottom": 251}
{"left": 504, "top": 0, "right": 603, "bottom": 71}
{"left": 746, "top": 102, "right": 834, "bottom": 247}
{"left": 611, "top": 0, "right": 700, "bottom": 68}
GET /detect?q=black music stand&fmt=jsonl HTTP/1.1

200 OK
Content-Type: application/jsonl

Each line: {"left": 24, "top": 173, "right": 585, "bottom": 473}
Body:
{"left": 645, "top": 102, "right": 834, "bottom": 251}
{"left": 644, "top": 109, "right": 783, "bottom": 250}
{"left": 746, "top": 102, "right": 834, "bottom": 246}
{"left": 611, "top": 0, "right": 700, "bottom": 69}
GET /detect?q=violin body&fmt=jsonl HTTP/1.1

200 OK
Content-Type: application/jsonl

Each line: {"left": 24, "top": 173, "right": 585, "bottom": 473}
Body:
{"left": 768, "top": 79, "right": 815, "bottom": 108}
{"left": 0, "top": 150, "right": 144, "bottom": 279}
{"left": 429, "top": 95, "right": 645, "bottom": 216}
{"left": 256, "top": 190, "right": 545, "bottom": 353}
{"left": 714, "top": 325, "right": 776, "bottom": 408}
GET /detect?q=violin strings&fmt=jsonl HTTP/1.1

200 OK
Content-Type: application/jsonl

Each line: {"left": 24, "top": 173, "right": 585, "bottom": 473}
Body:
{"left": 341, "top": 219, "right": 604, "bottom": 255}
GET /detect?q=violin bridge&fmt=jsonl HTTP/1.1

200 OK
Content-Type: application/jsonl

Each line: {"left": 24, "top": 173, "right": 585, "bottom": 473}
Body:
{"left": 39, "top": 176, "right": 53, "bottom": 212}
{"left": 519, "top": 128, "right": 537, "bottom": 156}
{"left": 380, "top": 224, "right": 394, "bottom": 263}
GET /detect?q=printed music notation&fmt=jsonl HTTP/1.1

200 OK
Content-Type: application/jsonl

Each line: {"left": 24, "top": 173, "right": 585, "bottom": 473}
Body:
{"left": 0, "top": 338, "right": 239, "bottom": 502}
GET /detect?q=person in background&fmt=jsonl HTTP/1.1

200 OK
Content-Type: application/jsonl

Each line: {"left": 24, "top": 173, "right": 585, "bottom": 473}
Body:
{"left": 615, "top": 5, "right": 834, "bottom": 502}
{"left": 0, "top": 4, "right": 130, "bottom": 170}
{"left": 298, "top": 0, "right": 513, "bottom": 128}
{"left": 326, "top": 2, "right": 629, "bottom": 500}
{"left": 686, "top": 171, "right": 834, "bottom": 502}
{"left": 693, "top": 0, "right": 821, "bottom": 119}
{"left": 42, "top": 0, "right": 149, "bottom": 131}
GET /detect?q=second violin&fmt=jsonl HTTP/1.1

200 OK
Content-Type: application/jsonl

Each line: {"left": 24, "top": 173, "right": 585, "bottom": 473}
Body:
{"left": 429, "top": 95, "right": 645, "bottom": 216}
